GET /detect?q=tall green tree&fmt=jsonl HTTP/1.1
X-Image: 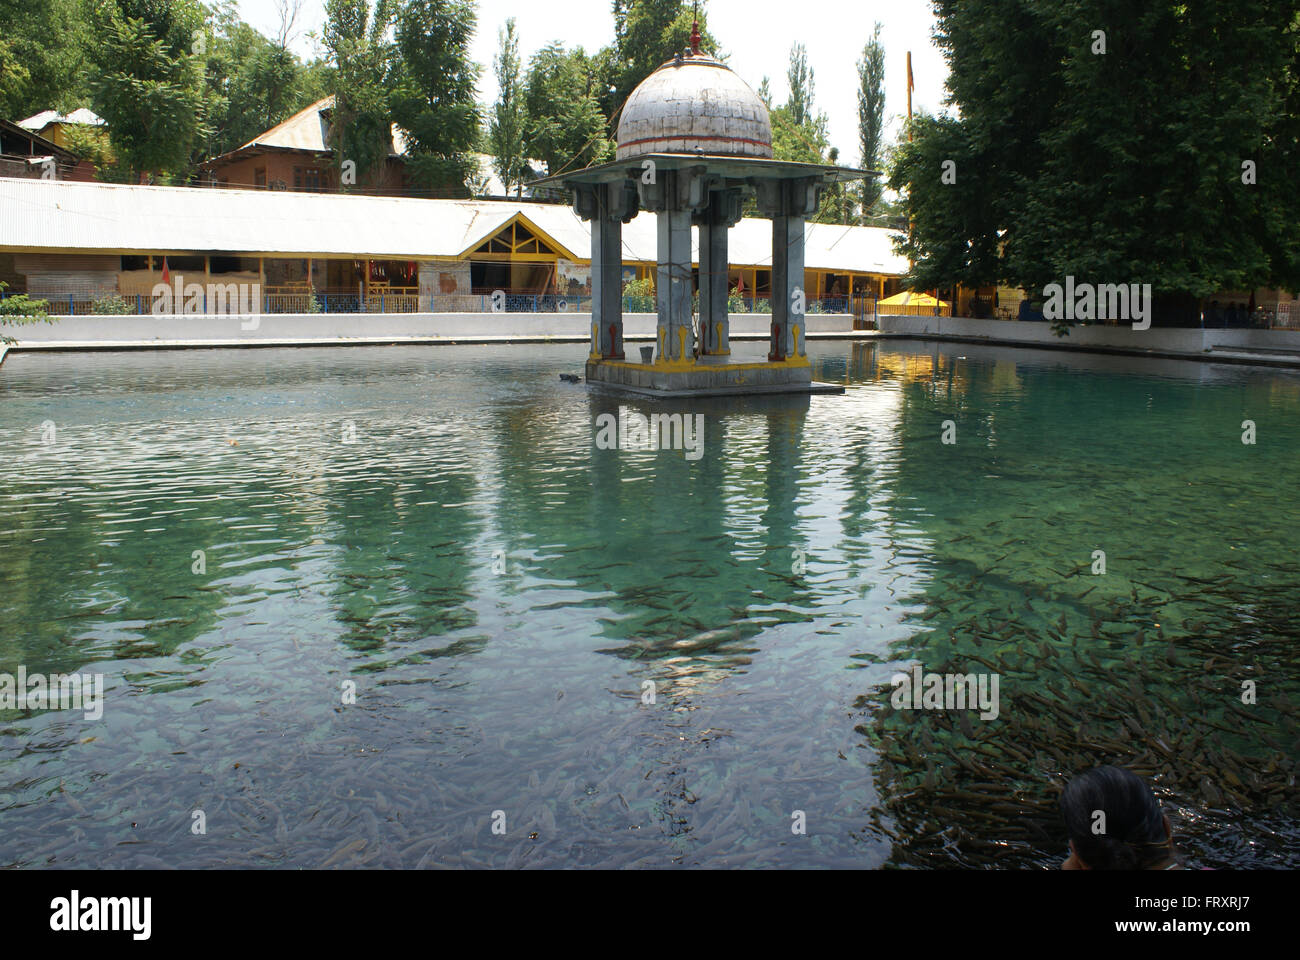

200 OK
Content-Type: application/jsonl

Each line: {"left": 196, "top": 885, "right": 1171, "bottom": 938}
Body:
{"left": 488, "top": 18, "right": 527, "bottom": 196}
{"left": 389, "top": 0, "right": 481, "bottom": 193}
{"left": 524, "top": 43, "right": 612, "bottom": 177}
{"left": 764, "top": 43, "right": 852, "bottom": 224}
{"left": 322, "top": 0, "right": 394, "bottom": 189}
{"left": 192, "top": 1, "right": 319, "bottom": 165}
{"left": 85, "top": 0, "right": 210, "bottom": 181}
{"left": 785, "top": 42, "right": 814, "bottom": 128}
{"left": 856, "top": 23, "right": 886, "bottom": 216}
{"left": 892, "top": 0, "right": 1300, "bottom": 329}
{"left": 599, "top": 0, "right": 720, "bottom": 122}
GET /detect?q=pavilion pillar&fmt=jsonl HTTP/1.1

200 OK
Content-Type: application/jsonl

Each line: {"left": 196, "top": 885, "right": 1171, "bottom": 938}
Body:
{"left": 640, "top": 168, "right": 709, "bottom": 363}
{"left": 573, "top": 180, "right": 638, "bottom": 360}
{"left": 694, "top": 188, "right": 743, "bottom": 356}
{"left": 769, "top": 213, "right": 805, "bottom": 360}
{"left": 657, "top": 206, "right": 692, "bottom": 361}
{"left": 758, "top": 177, "right": 825, "bottom": 361}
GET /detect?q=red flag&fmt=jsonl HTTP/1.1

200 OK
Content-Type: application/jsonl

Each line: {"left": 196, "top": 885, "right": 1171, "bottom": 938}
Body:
{"left": 161, "top": 256, "right": 170, "bottom": 284}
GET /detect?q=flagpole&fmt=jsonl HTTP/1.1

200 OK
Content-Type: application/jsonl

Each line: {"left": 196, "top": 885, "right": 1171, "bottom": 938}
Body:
{"left": 906, "top": 51, "right": 914, "bottom": 141}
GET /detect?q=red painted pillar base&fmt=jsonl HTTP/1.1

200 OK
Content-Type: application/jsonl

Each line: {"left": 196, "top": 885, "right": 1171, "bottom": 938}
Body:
{"left": 768, "top": 322, "right": 785, "bottom": 361}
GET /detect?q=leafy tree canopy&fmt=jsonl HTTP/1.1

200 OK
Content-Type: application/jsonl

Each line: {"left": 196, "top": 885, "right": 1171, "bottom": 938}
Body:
{"left": 389, "top": 0, "right": 482, "bottom": 192}
{"left": 891, "top": 0, "right": 1300, "bottom": 324}
{"left": 525, "top": 42, "right": 612, "bottom": 177}
{"left": 85, "top": 0, "right": 210, "bottom": 180}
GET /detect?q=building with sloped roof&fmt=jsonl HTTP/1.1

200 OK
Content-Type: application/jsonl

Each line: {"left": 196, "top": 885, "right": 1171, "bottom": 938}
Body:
{"left": 0, "top": 176, "right": 906, "bottom": 316}
{"left": 199, "top": 96, "right": 412, "bottom": 195}
{"left": 199, "top": 96, "right": 543, "bottom": 200}
{"left": 17, "top": 108, "right": 105, "bottom": 149}
{"left": 0, "top": 119, "right": 94, "bottom": 183}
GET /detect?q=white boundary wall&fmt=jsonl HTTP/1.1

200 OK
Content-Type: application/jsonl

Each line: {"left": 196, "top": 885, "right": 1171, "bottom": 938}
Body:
{"left": 1, "top": 311, "right": 854, "bottom": 347}
{"left": 878, "top": 314, "right": 1300, "bottom": 355}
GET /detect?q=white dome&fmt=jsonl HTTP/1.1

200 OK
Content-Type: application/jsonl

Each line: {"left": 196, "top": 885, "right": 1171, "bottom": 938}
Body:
{"left": 615, "top": 54, "right": 773, "bottom": 161}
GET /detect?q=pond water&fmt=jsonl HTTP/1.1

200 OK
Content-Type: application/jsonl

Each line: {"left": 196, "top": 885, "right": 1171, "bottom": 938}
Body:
{"left": 1, "top": 340, "right": 1296, "bottom": 869}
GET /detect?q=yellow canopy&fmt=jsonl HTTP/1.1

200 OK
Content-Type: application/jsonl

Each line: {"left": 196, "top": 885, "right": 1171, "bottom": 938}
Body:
{"left": 878, "top": 290, "right": 950, "bottom": 307}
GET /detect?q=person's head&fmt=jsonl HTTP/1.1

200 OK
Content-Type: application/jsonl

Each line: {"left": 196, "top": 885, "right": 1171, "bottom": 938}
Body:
{"left": 1060, "top": 765, "right": 1174, "bottom": 870}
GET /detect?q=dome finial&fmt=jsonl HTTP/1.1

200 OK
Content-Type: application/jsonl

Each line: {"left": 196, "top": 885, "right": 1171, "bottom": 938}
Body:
{"left": 689, "top": 2, "right": 701, "bottom": 55}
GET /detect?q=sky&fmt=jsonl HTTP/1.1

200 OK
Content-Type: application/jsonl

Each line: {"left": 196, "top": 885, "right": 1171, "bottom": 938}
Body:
{"left": 236, "top": 0, "right": 952, "bottom": 167}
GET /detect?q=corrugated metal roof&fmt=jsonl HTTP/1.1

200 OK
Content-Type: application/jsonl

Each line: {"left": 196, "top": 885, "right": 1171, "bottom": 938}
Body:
{"left": 18, "top": 108, "right": 105, "bottom": 130}
{"left": 0, "top": 176, "right": 907, "bottom": 273}
{"left": 233, "top": 96, "right": 409, "bottom": 157}
{"left": 237, "top": 96, "right": 335, "bottom": 152}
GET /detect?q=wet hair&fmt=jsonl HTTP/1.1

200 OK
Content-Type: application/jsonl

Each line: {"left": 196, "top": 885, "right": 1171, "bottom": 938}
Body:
{"left": 1060, "top": 766, "right": 1173, "bottom": 870}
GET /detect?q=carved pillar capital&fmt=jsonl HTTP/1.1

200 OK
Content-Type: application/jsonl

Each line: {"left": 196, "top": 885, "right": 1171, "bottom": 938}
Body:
{"left": 637, "top": 166, "right": 710, "bottom": 214}
{"left": 754, "top": 176, "right": 826, "bottom": 219}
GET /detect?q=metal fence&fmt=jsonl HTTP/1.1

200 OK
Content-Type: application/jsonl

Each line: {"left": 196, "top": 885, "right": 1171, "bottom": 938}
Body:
{"left": 1, "top": 291, "right": 866, "bottom": 317}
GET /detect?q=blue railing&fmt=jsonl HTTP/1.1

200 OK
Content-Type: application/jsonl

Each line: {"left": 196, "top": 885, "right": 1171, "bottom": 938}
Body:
{"left": 0, "top": 290, "right": 867, "bottom": 317}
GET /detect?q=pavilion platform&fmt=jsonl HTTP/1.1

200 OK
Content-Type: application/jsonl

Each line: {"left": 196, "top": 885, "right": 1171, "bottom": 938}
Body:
{"left": 584, "top": 352, "right": 843, "bottom": 397}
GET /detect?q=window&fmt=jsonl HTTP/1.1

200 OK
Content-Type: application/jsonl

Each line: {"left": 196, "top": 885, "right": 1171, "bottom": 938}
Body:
{"left": 165, "top": 256, "right": 206, "bottom": 273}
{"left": 293, "top": 166, "right": 322, "bottom": 192}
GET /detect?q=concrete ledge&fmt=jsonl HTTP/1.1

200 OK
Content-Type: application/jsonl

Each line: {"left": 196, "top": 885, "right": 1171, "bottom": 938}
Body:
{"left": 0, "top": 311, "right": 860, "bottom": 351}
{"left": 876, "top": 314, "right": 1300, "bottom": 368}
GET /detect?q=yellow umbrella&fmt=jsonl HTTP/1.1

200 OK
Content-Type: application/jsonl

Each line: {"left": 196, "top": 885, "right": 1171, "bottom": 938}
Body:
{"left": 878, "top": 290, "right": 950, "bottom": 308}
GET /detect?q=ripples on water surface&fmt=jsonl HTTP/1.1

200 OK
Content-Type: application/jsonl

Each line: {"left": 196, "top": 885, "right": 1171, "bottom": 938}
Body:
{"left": 0, "top": 341, "right": 1296, "bottom": 869}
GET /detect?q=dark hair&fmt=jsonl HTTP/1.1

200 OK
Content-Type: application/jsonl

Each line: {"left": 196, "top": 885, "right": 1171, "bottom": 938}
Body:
{"left": 1060, "top": 766, "right": 1173, "bottom": 870}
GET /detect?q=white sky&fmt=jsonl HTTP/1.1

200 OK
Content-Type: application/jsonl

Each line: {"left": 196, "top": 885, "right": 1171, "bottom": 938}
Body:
{"left": 237, "top": 0, "right": 951, "bottom": 166}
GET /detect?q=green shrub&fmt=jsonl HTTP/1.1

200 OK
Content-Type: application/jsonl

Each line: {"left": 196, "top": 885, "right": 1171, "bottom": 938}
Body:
{"left": 92, "top": 294, "right": 134, "bottom": 315}
{"left": 622, "top": 276, "right": 655, "bottom": 312}
{"left": 0, "top": 281, "right": 51, "bottom": 344}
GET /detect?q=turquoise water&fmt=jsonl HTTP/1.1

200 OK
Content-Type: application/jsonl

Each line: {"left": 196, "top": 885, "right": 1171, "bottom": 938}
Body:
{"left": 0, "top": 341, "right": 1296, "bottom": 869}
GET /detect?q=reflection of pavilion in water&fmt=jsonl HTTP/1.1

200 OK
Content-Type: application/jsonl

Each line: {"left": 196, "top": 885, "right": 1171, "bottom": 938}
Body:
{"left": 484, "top": 389, "right": 818, "bottom": 694}
{"left": 586, "top": 394, "right": 812, "bottom": 683}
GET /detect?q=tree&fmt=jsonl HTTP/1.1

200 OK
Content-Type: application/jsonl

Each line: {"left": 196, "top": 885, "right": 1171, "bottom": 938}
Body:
{"left": 85, "top": 0, "right": 210, "bottom": 181}
{"left": 488, "top": 18, "right": 527, "bottom": 195}
{"left": 893, "top": 0, "right": 1300, "bottom": 331}
{"left": 0, "top": 281, "right": 51, "bottom": 346}
{"left": 389, "top": 0, "right": 481, "bottom": 194}
{"left": 769, "top": 103, "right": 827, "bottom": 166}
{"left": 856, "top": 23, "right": 886, "bottom": 216}
{"left": 0, "top": 0, "right": 87, "bottom": 119}
{"left": 599, "top": 0, "right": 721, "bottom": 122}
{"left": 818, "top": 147, "right": 857, "bottom": 225}
{"left": 192, "top": 2, "right": 320, "bottom": 166}
{"left": 785, "top": 43, "right": 814, "bottom": 128}
{"left": 889, "top": 112, "right": 997, "bottom": 286}
{"left": 61, "top": 122, "right": 116, "bottom": 173}
{"left": 322, "top": 0, "right": 394, "bottom": 189}
{"left": 525, "top": 43, "right": 612, "bottom": 177}
{"left": 765, "top": 44, "right": 853, "bottom": 225}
